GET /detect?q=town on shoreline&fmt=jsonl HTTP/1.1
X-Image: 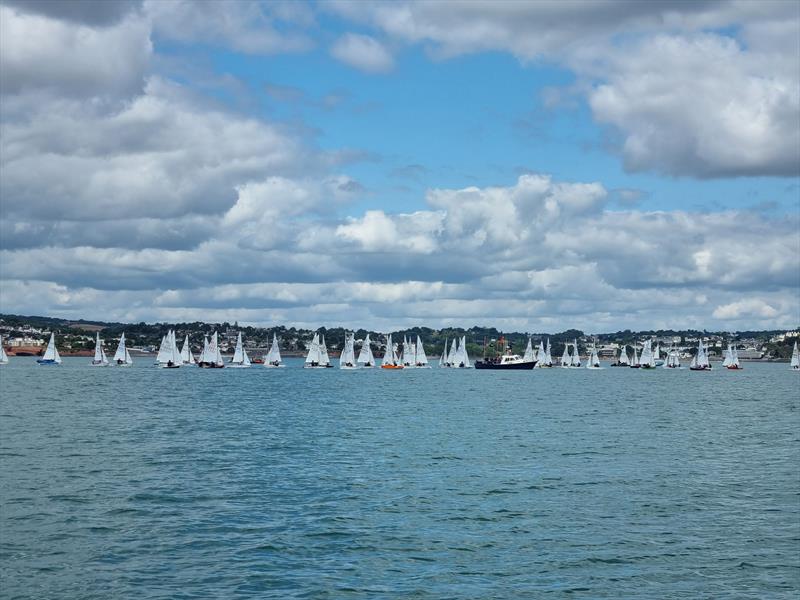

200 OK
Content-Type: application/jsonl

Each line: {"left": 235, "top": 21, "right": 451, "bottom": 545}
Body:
{"left": 1, "top": 313, "right": 797, "bottom": 362}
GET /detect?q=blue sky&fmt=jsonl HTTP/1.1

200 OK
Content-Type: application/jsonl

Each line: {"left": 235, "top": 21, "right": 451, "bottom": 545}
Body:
{"left": 0, "top": 0, "right": 798, "bottom": 332}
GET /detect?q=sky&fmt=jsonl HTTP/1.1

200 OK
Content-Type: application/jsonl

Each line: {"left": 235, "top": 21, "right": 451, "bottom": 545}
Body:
{"left": 0, "top": 0, "right": 798, "bottom": 333}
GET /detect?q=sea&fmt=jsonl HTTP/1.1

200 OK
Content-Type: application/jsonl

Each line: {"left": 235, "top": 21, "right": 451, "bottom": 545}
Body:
{"left": 1, "top": 357, "right": 798, "bottom": 599}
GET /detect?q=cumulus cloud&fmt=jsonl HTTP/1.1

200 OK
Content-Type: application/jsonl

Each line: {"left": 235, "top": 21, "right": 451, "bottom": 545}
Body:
{"left": 330, "top": 33, "right": 394, "bottom": 73}
{"left": 328, "top": 0, "right": 800, "bottom": 178}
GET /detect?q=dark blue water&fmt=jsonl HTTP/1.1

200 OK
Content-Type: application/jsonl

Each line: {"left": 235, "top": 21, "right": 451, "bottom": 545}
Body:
{"left": 1, "top": 358, "right": 798, "bottom": 598}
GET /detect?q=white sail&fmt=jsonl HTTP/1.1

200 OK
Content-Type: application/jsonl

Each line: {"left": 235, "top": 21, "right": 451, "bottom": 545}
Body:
{"left": 415, "top": 336, "right": 429, "bottom": 367}
{"left": 319, "top": 335, "right": 331, "bottom": 366}
{"left": 0, "top": 335, "right": 8, "bottom": 364}
{"left": 202, "top": 331, "right": 223, "bottom": 367}
{"left": 439, "top": 337, "right": 448, "bottom": 367}
{"left": 454, "top": 336, "right": 471, "bottom": 368}
{"left": 545, "top": 338, "right": 552, "bottom": 366}
{"left": 305, "top": 333, "right": 321, "bottom": 366}
{"left": 731, "top": 345, "right": 739, "bottom": 367}
{"left": 340, "top": 333, "right": 357, "bottom": 368}
{"left": 198, "top": 335, "right": 209, "bottom": 364}
{"left": 156, "top": 334, "right": 171, "bottom": 365}
{"left": 523, "top": 337, "right": 534, "bottom": 362}
{"left": 124, "top": 348, "right": 133, "bottom": 365}
{"left": 654, "top": 344, "right": 661, "bottom": 362}
{"left": 91, "top": 332, "right": 107, "bottom": 365}
{"left": 587, "top": 344, "right": 601, "bottom": 368}
{"left": 630, "top": 346, "right": 639, "bottom": 367}
{"left": 180, "top": 335, "right": 195, "bottom": 364}
{"left": 382, "top": 335, "right": 396, "bottom": 367}
{"left": 571, "top": 340, "right": 581, "bottom": 367}
{"left": 113, "top": 333, "right": 127, "bottom": 363}
{"left": 697, "top": 340, "right": 709, "bottom": 368}
{"left": 170, "top": 330, "right": 181, "bottom": 366}
{"left": 791, "top": 341, "right": 799, "bottom": 369}
{"left": 722, "top": 343, "right": 733, "bottom": 367}
{"left": 265, "top": 333, "right": 283, "bottom": 367}
{"left": 618, "top": 346, "right": 629, "bottom": 365}
{"left": 447, "top": 337, "right": 458, "bottom": 366}
{"left": 229, "top": 332, "right": 251, "bottom": 367}
{"left": 533, "top": 340, "right": 545, "bottom": 367}
{"left": 560, "top": 343, "right": 572, "bottom": 367}
{"left": 640, "top": 340, "right": 656, "bottom": 368}
{"left": 403, "top": 336, "right": 416, "bottom": 367}
{"left": 357, "top": 334, "right": 374, "bottom": 367}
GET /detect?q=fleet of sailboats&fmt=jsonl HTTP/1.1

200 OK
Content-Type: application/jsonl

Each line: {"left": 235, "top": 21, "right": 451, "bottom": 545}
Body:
{"left": 3, "top": 330, "right": 793, "bottom": 372}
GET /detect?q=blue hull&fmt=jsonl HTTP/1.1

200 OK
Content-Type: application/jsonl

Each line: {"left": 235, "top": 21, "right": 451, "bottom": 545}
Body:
{"left": 36, "top": 359, "right": 59, "bottom": 365}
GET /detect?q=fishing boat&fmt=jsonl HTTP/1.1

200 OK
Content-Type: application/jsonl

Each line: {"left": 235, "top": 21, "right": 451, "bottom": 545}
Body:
{"left": 723, "top": 342, "right": 742, "bottom": 370}
{"left": 639, "top": 340, "right": 656, "bottom": 369}
{"left": 629, "top": 345, "right": 640, "bottom": 368}
{"left": 611, "top": 345, "right": 629, "bottom": 367}
{"left": 475, "top": 336, "right": 535, "bottom": 369}
{"left": 340, "top": 332, "right": 358, "bottom": 369}
{"left": 90, "top": 332, "right": 109, "bottom": 366}
{"left": 264, "top": 333, "right": 284, "bottom": 368}
{"left": 414, "top": 335, "right": 431, "bottom": 368}
{"left": 560, "top": 342, "right": 572, "bottom": 368}
{"left": 689, "top": 339, "right": 711, "bottom": 371}
{"left": 791, "top": 341, "right": 799, "bottom": 371}
{"left": 586, "top": 344, "right": 602, "bottom": 369}
{"left": 198, "top": 332, "right": 224, "bottom": 368}
{"left": 112, "top": 333, "right": 133, "bottom": 366}
{"left": 0, "top": 335, "right": 8, "bottom": 364}
{"left": 663, "top": 345, "right": 681, "bottom": 369}
{"left": 381, "top": 334, "right": 403, "bottom": 369}
{"left": 156, "top": 330, "right": 181, "bottom": 368}
{"left": 357, "top": 334, "right": 374, "bottom": 368}
{"left": 569, "top": 340, "right": 581, "bottom": 368}
{"left": 37, "top": 333, "right": 62, "bottom": 365}
{"left": 228, "top": 332, "right": 252, "bottom": 368}
{"left": 180, "top": 335, "right": 195, "bottom": 365}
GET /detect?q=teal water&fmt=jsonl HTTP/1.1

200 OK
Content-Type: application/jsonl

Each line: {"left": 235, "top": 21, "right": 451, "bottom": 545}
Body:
{"left": 1, "top": 358, "right": 798, "bottom": 598}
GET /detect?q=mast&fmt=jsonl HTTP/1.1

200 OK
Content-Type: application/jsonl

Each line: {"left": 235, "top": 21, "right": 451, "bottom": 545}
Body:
{"left": 439, "top": 337, "right": 448, "bottom": 367}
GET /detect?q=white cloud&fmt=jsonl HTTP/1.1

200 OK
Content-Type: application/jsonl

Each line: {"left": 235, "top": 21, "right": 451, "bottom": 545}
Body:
{"left": 713, "top": 299, "right": 781, "bottom": 320}
{"left": 330, "top": 33, "right": 394, "bottom": 73}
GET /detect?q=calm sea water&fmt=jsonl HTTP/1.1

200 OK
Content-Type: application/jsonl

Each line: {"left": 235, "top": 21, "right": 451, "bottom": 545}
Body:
{"left": 1, "top": 357, "right": 798, "bottom": 599}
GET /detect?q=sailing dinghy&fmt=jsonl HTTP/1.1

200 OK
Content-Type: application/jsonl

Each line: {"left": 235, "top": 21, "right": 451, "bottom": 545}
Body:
{"left": 586, "top": 344, "right": 602, "bottom": 369}
{"left": 180, "top": 335, "right": 195, "bottom": 365}
{"left": 381, "top": 334, "right": 403, "bottom": 369}
{"left": 791, "top": 341, "right": 799, "bottom": 371}
{"left": 90, "top": 332, "right": 109, "bottom": 366}
{"left": 689, "top": 340, "right": 711, "bottom": 371}
{"left": 264, "top": 333, "right": 284, "bottom": 368}
{"left": 37, "top": 333, "right": 62, "bottom": 365}
{"left": 415, "top": 335, "right": 431, "bottom": 368}
{"left": 198, "top": 332, "right": 224, "bottom": 368}
{"left": 0, "top": 335, "right": 8, "bottom": 364}
{"left": 724, "top": 342, "right": 742, "bottom": 370}
{"left": 612, "top": 345, "right": 629, "bottom": 367}
{"left": 228, "top": 332, "right": 252, "bottom": 368}
{"left": 113, "top": 333, "right": 133, "bottom": 366}
{"left": 357, "top": 334, "right": 374, "bottom": 368}
{"left": 340, "top": 333, "right": 358, "bottom": 369}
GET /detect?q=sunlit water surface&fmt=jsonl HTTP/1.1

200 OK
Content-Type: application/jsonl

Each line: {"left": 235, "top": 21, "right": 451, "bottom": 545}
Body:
{"left": 1, "top": 358, "right": 798, "bottom": 598}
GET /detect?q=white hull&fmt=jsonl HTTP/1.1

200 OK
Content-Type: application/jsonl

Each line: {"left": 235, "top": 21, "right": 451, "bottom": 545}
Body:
{"left": 227, "top": 364, "right": 251, "bottom": 369}
{"left": 586, "top": 365, "right": 603, "bottom": 370}
{"left": 340, "top": 365, "right": 359, "bottom": 370}
{"left": 264, "top": 364, "right": 286, "bottom": 368}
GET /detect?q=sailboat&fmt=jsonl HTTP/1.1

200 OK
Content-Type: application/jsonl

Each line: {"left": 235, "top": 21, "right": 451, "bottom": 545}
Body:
{"left": 689, "top": 339, "right": 711, "bottom": 371}
{"left": 357, "top": 334, "right": 374, "bottom": 368}
{"left": 180, "top": 335, "right": 195, "bottom": 365}
{"left": 723, "top": 342, "right": 742, "bottom": 370}
{"left": 113, "top": 333, "right": 133, "bottom": 366}
{"left": 663, "top": 345, "right": 681, "bottom": 369}
{"left": 522, "top": 337, "right": 535, "bottom": 363}
{"left": 586, "top": 344, "right": 602, "bottom": 369}
{"left": 37, "top": 333, "right": 62, "bottom": 365}
{"left": 414, "top": 335, "right": 431, "bottom": 368}
{"left": 533, "top": 340, "right": 545, "bottom": 368}
{"left": 156, "top": 330, "right": 181, "bottom": 368}
{"left": 653, "top": 344, "right": 663, "bottom": 366}
{"left": 560, "top": 342, "right": 572, "bottom": 368}
{"left": 446, "top": 337, "right": 459, "bottom": 367}
{"left": 401, "top": 335, "right": 416, "bottom": 368}
{"left": 198, "top": 332, "right": 224, "bottom": 368}
{"left": 381, "top": 334, "right": 403, "bottom": 369}
{"left": 611, "top": 345, "right": 629, "bottom": 367}
{"left": 264, "top": 333, "right": 284, "bottom": 368}
{"left": 0, "top": 335, "right": 8, "bottom": 364}
{"left": 542, "top": 338, "right": 553, "bottom": 367}
{"left": 791, "top": 341, "right": 799, "bottom": 370}
{"left": 340, "top": 333, "right": 358, "bottom": 369}
{"left": 629, "top": 345, "right": 640, "bottom": 368}
{"left": 452, "top": 336, "right": 472, "bottom": 368}
{"left": 639, "top": 340, "right": 656, "bottom": 369}
{"left": 570, "top": 340, "right": 581, "bottom": 368}
{"left": 438, "top": 337, "right": 448, "bottom": 368}
{"left": 90, "top": 332, "right": 109, "bottom": 366}
{"left": 228, "top": 332, "right": 252, "bottom": 368}
{"left": 319, "top": 335, "right": 332, "bottom": 367}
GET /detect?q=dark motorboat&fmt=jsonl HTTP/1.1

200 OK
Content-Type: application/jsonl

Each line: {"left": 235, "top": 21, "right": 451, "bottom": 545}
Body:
{"left": 475, "top": 353, "right": 536, "bottom": 370}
